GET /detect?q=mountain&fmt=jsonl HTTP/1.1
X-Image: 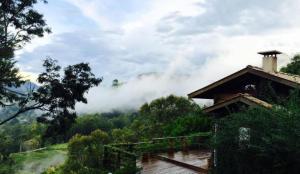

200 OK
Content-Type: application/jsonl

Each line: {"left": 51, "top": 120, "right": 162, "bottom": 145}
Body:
{"left": 0, "top": 82, "right": 39, "bottom": 123}
{"left": 12, "top": 81, "right": 39, "bottom": 94}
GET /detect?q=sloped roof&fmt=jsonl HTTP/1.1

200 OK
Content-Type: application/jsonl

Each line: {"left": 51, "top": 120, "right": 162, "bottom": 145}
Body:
{"left": 188, "top": 65, "right": 300, "bottom": 99}
{"left": 203, "top": 93, "right": 272, "bottom": 114}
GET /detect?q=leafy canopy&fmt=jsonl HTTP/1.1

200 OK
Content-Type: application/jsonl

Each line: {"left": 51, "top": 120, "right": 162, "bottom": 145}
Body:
{"left": 280, "top": 54, "right": 300, "bottom": 75}
{"left": 34, "top": 58, "right": 102, "bottom": 137}
{"left": 0, "top": 0, "right": 51, "bottom": 54}
{"left": 0, "top": 0, "right": 50, "bottom": 114}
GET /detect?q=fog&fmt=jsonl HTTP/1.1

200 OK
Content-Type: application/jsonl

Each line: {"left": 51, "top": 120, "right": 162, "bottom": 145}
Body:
{"left": 75, "top": 40, "right": 294, "bottom": 114}
{"left": 17, "top": 153, "right": 66, "bottom": 174}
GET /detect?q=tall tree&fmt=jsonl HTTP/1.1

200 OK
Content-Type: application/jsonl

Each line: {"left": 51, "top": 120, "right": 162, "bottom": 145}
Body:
{"left": 0, "top": 58, "right": 102, "bottom": 136}
{"left": 0, "top": 0, "right": 51, "bottom": 57}
{"left": 35, "top": 58, "right": 102, "bottom": 137}
{"left": 0, "top": 0, "right": 50, "bottom": 108}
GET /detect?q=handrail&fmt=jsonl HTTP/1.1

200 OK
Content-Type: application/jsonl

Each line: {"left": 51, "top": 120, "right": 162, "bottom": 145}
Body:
{"left": 103, "top": 132, "right": 212, "bottom": 171}
{"left": 109, "top": 132, "right": 211, "bottom": 147}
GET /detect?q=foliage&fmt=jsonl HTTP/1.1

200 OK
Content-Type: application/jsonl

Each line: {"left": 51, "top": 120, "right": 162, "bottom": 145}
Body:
{"left": 66, "top": 114, "right": 112, "bottom": 139}
{"left": 163, "top": 113, "right": 211, "bottom": 136}
{"left": 0, "top": 121, "right": 45, "bottom": 159}
{"left": 63, "top": 130, "right": 110, "bottom": 174}
{"left": 214, "top": 91, "right": 300, "bottom": 174}
{"left": 140, "top": 95, "right": 201, "bottom": 123}
{"left": 137, "top": 95, "right": 210, "bottom": 138}
{"left": 10, "top": 143, "right": 67, "bottom": 174}
{"left": 281, "top": 54, "right": 300, "bottom": 75}
{"left": 6, "top": 58, "right": 100, "bottom": 139}
{"left": 0, "top": 0, "right": 51, "bottom": 52}
{"left": 0, "top": 0, "right": 50, "bottom": 114}
{"left": 42, "top": 165, "right": 63, "bottom": 174}
{"left": 112, "top": 128, "right": 137, "bottom": 143}
{"left": 0, "top": 59, "right": 24, "bottom": 107}
{"left": 0, "top": 158, "right": 15, "bottom": 174}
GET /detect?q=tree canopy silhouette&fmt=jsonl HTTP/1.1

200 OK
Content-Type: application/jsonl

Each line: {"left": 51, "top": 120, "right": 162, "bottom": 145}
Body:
{"left": 0, "top": 0, "right": 50, "bottom": 109}
{"left": 0, "top": 58, "right": 102, "bottom": 135}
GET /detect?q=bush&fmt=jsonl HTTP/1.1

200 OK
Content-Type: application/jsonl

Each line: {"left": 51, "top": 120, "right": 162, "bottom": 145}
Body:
{"left": 63, "top": 129, "right": 110, "bottom": 174}
{"left": 163, "top": 113, "right": 212, "bottom": 136}
{"left": 0, "top": 158, "right": 15, "bottom": 174}
{"left": 137, "top": 95, "right": 207, "bottom": 138}
{"left": 42, "top": 165, "right": 63, "bottom": 174}
{"left": 112, "top": 128, "right": 138, "bottom": 143}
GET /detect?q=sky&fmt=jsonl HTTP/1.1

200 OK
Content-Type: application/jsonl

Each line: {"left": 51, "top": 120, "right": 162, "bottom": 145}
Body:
{"left": 16, "top": 0, "right": 300, "bottom": 113}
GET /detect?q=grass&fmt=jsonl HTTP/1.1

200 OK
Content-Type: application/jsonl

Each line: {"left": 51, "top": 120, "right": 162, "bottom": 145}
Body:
{"left": 10, "top": 143, "right": 68, "bottom": 174}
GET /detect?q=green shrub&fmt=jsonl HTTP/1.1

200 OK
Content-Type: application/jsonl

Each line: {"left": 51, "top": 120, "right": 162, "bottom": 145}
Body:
{"left": 163, "top": 114, "right": 212, "bottom": 136}
{"left": 0, "top": 158, "right": 15, "bottom": 174}
{"left": 137, "top": 95, "right": 209, "bottom": 138}
{"left": 112, "top": 128, "right": 138, "bottom": 143}
{"left": 63, "top": 129, "right": 109, "bottom": 174}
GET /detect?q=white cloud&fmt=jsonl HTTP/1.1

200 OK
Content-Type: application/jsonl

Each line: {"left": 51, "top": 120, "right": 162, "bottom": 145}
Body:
{"left": 18, "top": 0, "right": 300, "bottom": 112}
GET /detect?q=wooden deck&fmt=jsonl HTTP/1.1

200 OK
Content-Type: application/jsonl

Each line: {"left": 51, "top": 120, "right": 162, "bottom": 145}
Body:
{"left": 138, "top": 150, "right": 211, "bottom": 174}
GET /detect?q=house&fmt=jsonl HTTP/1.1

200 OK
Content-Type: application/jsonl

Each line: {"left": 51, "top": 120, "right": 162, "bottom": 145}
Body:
{"left": 188, "top": 50, "right": 300, "bottom": 117}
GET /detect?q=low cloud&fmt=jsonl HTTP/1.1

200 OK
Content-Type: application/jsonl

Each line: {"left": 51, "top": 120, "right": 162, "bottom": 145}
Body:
{"left": 17, "top": 0, "right": 300, "bottom": 113}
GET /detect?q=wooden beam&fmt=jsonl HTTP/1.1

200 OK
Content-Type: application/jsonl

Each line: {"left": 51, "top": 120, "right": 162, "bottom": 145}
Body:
{"left": 154, "top": 155, "right": 209, "bottom": 173}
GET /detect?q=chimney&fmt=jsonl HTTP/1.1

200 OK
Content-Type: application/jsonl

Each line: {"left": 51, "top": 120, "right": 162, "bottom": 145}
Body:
{"left": 258, "top": 50, "right": 282, "bottom": 72}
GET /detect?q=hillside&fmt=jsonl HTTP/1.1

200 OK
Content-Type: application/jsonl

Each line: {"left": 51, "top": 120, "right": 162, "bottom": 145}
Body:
{"left": 10, "top": 144, "right": 67, "bottom": 174}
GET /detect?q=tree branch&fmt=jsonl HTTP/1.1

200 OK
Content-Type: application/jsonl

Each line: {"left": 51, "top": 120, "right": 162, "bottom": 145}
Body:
{"left": 0, "top": 103, "right": 43, "bottom": 125}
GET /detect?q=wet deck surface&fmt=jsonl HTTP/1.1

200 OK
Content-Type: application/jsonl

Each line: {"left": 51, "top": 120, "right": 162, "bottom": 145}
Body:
{"left": 138, "top": 150, "right": 211, "bottom": 174}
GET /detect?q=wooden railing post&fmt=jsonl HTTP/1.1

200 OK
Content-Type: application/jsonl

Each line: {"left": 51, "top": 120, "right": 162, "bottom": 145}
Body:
{"left": 181, "top": 137, "right": 188, "bottom": 151}
{"left": 168, "top": 139, "right": 174, "bottom": 153}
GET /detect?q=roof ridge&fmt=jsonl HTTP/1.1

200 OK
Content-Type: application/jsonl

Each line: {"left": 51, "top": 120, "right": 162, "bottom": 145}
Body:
{"left": 276, "top": 71, "right": 300, "bottom": 78}
{"left": 248, "top": 65, "right": 300, "bottom": 78}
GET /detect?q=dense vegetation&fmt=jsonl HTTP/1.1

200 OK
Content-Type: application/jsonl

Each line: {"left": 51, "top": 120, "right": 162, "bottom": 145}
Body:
{"left": 0, "top": 95, "right": 211, "bottom": 173}
{"left": 214, "top": 91, "right": 300, "bottom": 174}
{"left": 58, "top": 95, "right": 211, "bottom": 174}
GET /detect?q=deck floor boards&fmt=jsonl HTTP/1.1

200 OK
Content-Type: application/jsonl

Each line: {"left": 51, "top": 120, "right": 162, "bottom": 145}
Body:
{"left": 138, "top": 150, "right": 211, "bottom": 174}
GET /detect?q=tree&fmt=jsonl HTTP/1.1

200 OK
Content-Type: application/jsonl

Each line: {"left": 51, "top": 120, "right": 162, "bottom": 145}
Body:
{"left": 0, "top": 0, "right": 50, "bottom": 118}
{"left": 138, "top": 95, "right": 206, "bottom": 138}
{"left": 63, "top": 129, "right": 109, "bottom": 174}
{"left": 112, "top": 79, "right": 123, "bottom": 88}
{"left": 0, "top": 58, "right": 102, "bottom": 139}
{"left": 35, "top": 58, "right": 102, "bottom": 138}
{"left": 140, "top": 95, "right": 201, "bottom": 123}
{"left": 0, "top": 0, "right": 51, "bottom": 57}
{"left": 280, "top": 54, "right": 300, "bottom": 75}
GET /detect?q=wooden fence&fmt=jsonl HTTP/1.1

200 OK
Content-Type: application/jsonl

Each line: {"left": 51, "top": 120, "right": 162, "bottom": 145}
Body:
{"left": 103, "top": 132, "right": 211, "bottom": 171}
